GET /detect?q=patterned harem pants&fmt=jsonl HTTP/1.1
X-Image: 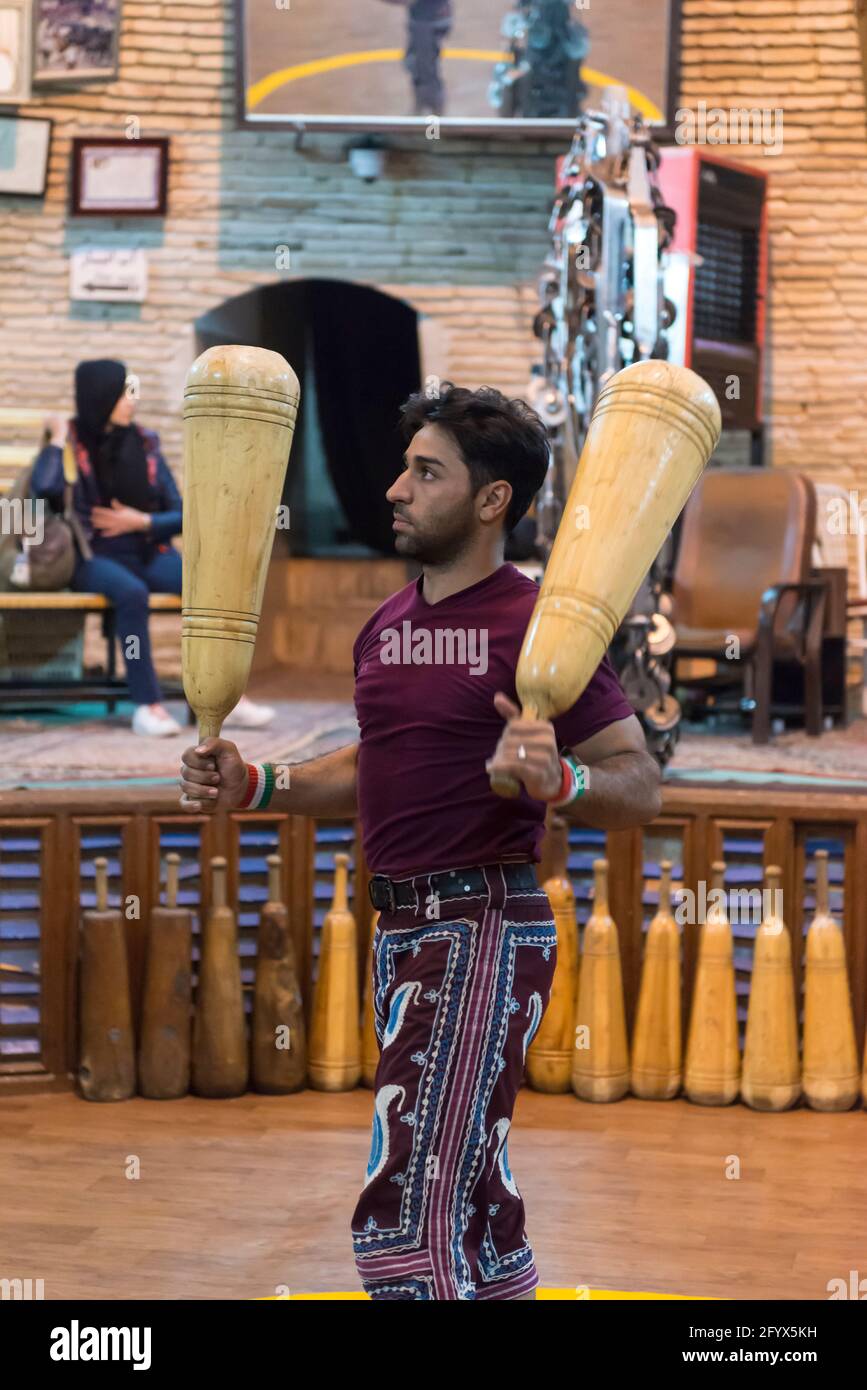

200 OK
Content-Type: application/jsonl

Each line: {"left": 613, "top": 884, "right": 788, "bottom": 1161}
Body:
{"left": 351, "top": 862, "right": 557, "bottom": 1300}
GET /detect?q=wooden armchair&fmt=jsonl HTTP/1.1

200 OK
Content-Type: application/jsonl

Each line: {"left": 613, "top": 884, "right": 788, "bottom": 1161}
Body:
{"left": 671, "top": 468, "right": 827, "bottom": 744}
{"left": 812, "top": 481, "right": 867, "bottom": 718}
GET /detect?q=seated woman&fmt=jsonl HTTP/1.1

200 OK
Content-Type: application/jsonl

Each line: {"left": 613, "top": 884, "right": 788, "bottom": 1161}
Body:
{"left": 33, "top": 358, "right": 274, "bottom": 736}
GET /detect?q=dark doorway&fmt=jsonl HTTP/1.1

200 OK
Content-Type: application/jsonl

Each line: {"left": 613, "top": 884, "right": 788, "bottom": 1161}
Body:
{"left": 195, "top": 279, "right": 422, "bottom": 556}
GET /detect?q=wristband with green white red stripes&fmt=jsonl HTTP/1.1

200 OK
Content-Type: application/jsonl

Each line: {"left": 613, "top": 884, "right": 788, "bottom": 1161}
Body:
{"left": 241, "top": 762, "right": 275, "bottom": 810}
{"left": 548, "top": 752, "right": 587, "bottom": 808}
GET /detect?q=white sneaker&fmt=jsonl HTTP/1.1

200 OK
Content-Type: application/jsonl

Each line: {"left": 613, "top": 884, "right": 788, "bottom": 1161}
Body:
{"left": 223, "top": 694, "right": 276, "bottom": 729}
{"left": 132, "top": 704, "right": 183, "bottom": 738}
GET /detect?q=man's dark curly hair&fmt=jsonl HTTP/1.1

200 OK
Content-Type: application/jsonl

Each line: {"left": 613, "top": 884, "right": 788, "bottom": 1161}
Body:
{"left": 399, "top": 381, "right": 550, "bottom": 534}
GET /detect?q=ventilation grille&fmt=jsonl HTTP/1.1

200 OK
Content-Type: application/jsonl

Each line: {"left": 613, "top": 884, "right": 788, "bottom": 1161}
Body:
{"left": 640, "top": 828, "right": 685, "bottom": 934}
{"left": 79, "top": 826, "right": 124, "bottom": 912}
{"left": 0, "top": 826, "right": 43, "bottom": 1070}
{"left": 694, "top": 221, "right": 760, "bottom": 343}
{"left": 566, "top": 825, "right": 608, "bottom": 928}
{"left": 801, "top": 833, "right": 845, "bottom": 924}
{"left": 717, "top": 828, "right": 767, "bottom": 1044}
{"left": 799, "top": 830, "right": 847, "bottom": 1022}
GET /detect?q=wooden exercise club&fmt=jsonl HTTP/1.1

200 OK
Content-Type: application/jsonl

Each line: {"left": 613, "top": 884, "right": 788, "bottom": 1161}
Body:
{"left": 139, "top": 853, "right": 193, "bottom": 1100}
{"left": 192, "top": 857, "right": 248, "bottom": 1098}
{"left": 490, "top": 358, "right": 722, "bottom": 797}
{"left": 684, "top": 861, "right": 740, "bottom": 1106}
{"left": 571, "top": 858, "right": 629, "bottom": 1103}
{"left": 527, "top": 813, "right": 579, "bottom": 1093}
{"left": 308, "top": 853, "right": 362, "bottom": 1092}
{"left": 361, "top": 909, "right": 381, "bottom": 1088}
{"left": 741, "top": 866, "right": 800, "bottom": 1112}
{"left": 78, "top": 857, "right": 135, "bottom": 1102}
{"left": 631, "top": 859, "right": 682, "bottom": 1100}
{"left": 251, "top": 853, "right": 307, "bottom": 1094}
{"left": 180, "top": 343, "right": 300, "bottom": 1096}
{"left": 180, "top": 342, "right": 300, "bottom": 742}
{"left": 802, "top": 849, "right": 859, "bottom": 1112}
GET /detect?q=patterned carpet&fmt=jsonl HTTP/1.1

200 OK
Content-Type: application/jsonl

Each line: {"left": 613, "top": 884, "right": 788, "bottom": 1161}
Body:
{"left": 0, "top": 699, "right": 865, "bottom": 789}
{"left": 0, "top": 699, "right": 359, "bottom": 789}
{"left": 668, "top": 717, "right": 867, "bottom": 785}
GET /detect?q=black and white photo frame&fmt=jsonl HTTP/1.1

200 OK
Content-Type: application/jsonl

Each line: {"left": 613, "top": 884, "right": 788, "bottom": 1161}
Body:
{"left": 32, "top": 0, "right": 122, "bottom": 86}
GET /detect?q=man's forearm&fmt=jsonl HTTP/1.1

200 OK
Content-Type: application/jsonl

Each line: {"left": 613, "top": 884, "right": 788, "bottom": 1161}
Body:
{"left": 561, "top": 750, "right": 662, "bottom": 830}
{"left": 269, "top": 741, "right": 358, "bottom": 817}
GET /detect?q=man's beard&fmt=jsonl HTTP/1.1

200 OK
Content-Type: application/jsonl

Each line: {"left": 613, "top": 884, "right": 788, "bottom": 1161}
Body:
{"left": 394, "top": 507, "right": 477, "bottom": 566}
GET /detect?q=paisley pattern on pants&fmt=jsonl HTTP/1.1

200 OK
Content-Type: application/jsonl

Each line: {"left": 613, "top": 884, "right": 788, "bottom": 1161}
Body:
{"left": 351, "top": 864, "right": 557, "bottom": 1300}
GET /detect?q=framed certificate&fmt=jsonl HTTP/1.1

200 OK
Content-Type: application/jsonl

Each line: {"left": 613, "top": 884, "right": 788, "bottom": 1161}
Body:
{"left": 70, "top": 136, "right": 169, "bottom": 217}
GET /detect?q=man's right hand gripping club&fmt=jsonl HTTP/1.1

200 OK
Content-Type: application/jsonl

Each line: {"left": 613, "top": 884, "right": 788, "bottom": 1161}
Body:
{"left": 179, "top": 738, "right": 248, "bottom": 812}
{"left": 179, "top": 738, "right": 358, "bottom": 816}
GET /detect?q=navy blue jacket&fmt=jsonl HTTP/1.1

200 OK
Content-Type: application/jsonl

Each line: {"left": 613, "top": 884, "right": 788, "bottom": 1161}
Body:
{"left": 31, "top": 423, "right": 182, "bottom": 552}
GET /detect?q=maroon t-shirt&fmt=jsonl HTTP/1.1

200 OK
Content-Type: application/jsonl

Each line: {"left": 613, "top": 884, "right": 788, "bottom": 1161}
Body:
{"left": 353, "top": 562, "right": 634, "bottom": 877}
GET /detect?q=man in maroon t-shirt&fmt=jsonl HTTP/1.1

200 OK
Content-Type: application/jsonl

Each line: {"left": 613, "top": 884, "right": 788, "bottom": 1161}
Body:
{"left": 179, "top": 383, "right": 661, "bottom": 1302}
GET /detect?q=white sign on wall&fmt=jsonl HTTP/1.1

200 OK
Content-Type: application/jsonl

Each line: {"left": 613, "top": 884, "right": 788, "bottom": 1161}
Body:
{"left": 70, "top": 248, "right": 149, "bottom": 303}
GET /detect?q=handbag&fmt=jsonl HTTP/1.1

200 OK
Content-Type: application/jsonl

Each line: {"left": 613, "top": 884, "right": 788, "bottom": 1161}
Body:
{"left": 5, "top": 439, "right": 93, "bottom": 592}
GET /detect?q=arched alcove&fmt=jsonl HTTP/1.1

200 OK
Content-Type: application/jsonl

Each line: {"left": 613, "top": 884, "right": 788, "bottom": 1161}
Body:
{"left": 195, "top": 279, "right": 422, "bottom": 557}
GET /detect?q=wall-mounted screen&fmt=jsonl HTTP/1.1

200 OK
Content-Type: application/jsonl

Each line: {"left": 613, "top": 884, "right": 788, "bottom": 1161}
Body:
{"left": 236, "top": 0, "right": 681, "bottom": 135}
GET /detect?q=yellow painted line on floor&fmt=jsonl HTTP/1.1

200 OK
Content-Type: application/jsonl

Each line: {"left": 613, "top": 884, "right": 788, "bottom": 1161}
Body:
{"left": 247, "top": 50, "right": 663, "bottom": 123}
{"left": 581, "top": 67, "right": 663, "bottom": 122}
{"left": 262, "top": 1287, "right": 715, "bottom": 1300}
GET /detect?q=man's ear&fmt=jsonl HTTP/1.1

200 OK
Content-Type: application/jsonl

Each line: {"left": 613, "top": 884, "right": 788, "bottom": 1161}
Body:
{"left": 478, "top": 479, "right": 512, "bottom": 527}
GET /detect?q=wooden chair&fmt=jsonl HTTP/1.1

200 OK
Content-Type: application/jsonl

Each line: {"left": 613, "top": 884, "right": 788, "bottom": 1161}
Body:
{"left": 671, "top": 468, "right": 827, "bottom": 744}
{"left": 852, "top": 519, "right": 867, "bottom": 716}
{"left": 813, "top": 481, "right": 867, "bottom": 718}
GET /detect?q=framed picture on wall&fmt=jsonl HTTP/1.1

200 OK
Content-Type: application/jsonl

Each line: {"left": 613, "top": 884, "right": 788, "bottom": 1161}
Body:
{"left": 0, "top": 112, "right": 51, "bottom": 195}
{"left": 235, "top": 0, "right": 683, "bottom": 137}
{"left": 33, "top": 0, "right": 122, "bottom": 85}
{"left": 0, "top": 0, "right": 32, "bottom": 104}
{"left": 70, "top": 136, "right": 168, "bottom": 216}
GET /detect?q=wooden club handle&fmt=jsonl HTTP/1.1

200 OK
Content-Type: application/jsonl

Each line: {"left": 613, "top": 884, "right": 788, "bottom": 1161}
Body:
{"left": 490, "top": 770, "right": 522, "bottom": 799}
{"left": 489, "top": 700, "right": 538, "bottom": 799}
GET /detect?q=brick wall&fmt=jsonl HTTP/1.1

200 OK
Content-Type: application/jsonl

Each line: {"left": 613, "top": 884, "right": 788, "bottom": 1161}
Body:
{"left": 0, "top": 0, "right": 560, "bottom": 475}
{"left": 681, "top": 0, "right": 867, "bottom": 495}
{"left": 1, "top": 0, "right": 865, "bottom": 582}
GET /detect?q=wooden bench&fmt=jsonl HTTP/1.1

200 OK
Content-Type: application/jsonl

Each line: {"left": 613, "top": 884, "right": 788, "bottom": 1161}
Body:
{"left": 0, "top": 591, "right": 190, "bottom": 717}
{"left": 0, "top": 409, "right": 191, "bottom": 717}
{"left": 0, "top": 408, "right": 52, "bottom": 495}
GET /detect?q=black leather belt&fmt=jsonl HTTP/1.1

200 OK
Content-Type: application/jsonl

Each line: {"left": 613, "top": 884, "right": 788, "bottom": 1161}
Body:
{"left": 368, "top": 862, "right": 538, "bottom": 913}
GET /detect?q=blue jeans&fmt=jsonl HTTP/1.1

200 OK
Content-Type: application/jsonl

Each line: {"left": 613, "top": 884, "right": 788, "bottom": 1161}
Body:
{"left": 72, "top": 544, "right": 182, "bottom": 705}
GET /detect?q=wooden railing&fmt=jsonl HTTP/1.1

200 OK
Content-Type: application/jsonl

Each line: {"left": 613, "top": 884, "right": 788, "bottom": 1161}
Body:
{"left": 1, "top": 781, "right": 865, "bottom": 1092}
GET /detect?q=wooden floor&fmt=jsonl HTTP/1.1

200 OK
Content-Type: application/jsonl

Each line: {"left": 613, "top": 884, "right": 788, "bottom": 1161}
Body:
{"left": 2, "top": 1087, "right": 864, "bottom": 1300}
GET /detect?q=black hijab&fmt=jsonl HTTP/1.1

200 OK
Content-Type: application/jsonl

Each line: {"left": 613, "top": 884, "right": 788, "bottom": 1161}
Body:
{"left": 74, "top": 359, "right": 153, "bottom": 511}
